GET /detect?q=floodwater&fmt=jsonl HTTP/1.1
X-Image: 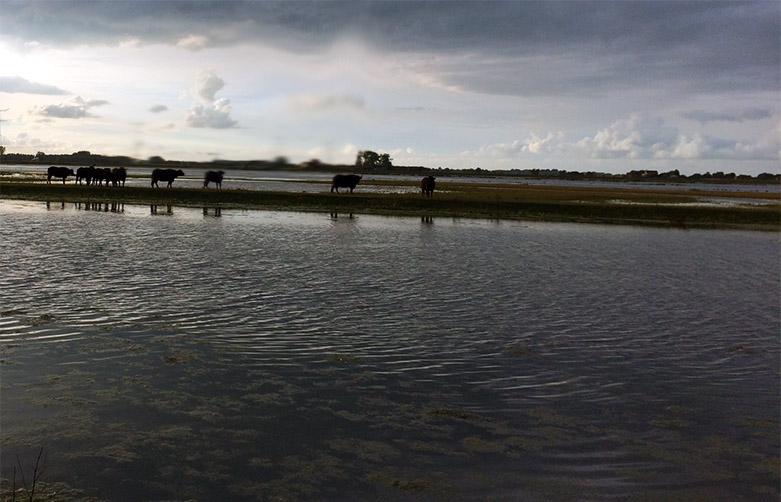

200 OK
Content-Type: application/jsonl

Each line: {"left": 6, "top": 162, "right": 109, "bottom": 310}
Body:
{"left": 0, "top": 200, "right": 779, "bottom": 501}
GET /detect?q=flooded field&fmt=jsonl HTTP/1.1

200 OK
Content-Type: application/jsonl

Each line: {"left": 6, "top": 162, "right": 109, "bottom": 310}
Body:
{"left": 1, "top": 200, "right": 779, "bottom": 501}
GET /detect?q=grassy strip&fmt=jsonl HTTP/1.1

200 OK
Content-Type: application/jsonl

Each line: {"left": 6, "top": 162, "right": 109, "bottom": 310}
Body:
{"left": 1, "top": 181, "right": 779, "bottom": 230}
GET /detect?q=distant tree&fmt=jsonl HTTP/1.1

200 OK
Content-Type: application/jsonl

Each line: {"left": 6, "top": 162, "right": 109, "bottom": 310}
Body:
{"left": 378, "top": 153, "right": 392, "bottom": 169}
{"left": 274, "top": 155, "right": 289, "bottom": 166}
{"left": 148, "top": 156, "right": 165, "bottom": 165}
{"left": 0, "top": 145, "right": 5, "bottom": 157}
{"left": 355, "top": 150, "right": 380, "bottom": 168}
{"left": 35, "top": 151, "right": 46, "bottom": 159}
{"left": 301, "top": 158, "right": 321, "bottom": 169}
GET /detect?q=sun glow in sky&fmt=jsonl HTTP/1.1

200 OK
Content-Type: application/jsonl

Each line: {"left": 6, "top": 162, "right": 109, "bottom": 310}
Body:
{"left": 1, "top": 1, "right": 779, "bottom": 175}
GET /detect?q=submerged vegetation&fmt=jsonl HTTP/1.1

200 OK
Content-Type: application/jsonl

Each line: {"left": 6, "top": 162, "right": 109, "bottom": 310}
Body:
{"left": 1, "top": 179, "right": 778, "bottom": 230}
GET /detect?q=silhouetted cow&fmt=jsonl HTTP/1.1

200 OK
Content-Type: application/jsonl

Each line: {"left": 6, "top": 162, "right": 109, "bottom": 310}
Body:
{"left": 106, "top": 167, "right": 127, "bottom": 187}
{"left": 47, "top": 166, "right": 75, "bottom": 184}
{"left": 91, "top": 168, "right": 105, "bottom": 186}
{"left": 421, "top": 176, "right": 436, "bottom": 197}
{"left": 331, "top": 174, "right": 362, "bottom": 193}
{"left": 76, "top": 165, "right": 97, "bottom": 185}
{"left": 203, "top": 170, "right": 224, "bottom": 189}
{"left": 93, "top": 168, "right": 112, "bottom": 186}
{"left": 152, "top": 168, "right": 185, "bottom": 188}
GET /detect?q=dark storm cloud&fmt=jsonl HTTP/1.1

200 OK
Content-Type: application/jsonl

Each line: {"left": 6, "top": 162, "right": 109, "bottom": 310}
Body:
{"left": 3, "top": 1, "right": 778, "bottom": 95}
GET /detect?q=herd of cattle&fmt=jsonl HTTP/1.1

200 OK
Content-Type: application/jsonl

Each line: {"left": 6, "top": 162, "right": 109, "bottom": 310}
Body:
{"left": 44, "top": 165, "right": 437, "bottom": 195}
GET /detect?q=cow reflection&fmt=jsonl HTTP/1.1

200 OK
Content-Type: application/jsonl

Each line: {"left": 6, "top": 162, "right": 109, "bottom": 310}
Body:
{"left": 150, "top": 205, "right": 173, "bottom": 215}
{"left": 76, "top": 202, "right": 124, "bottom": 213}
{"left": 46, "top": 201, "right": 66, "bottom": 210}
{"left": 329, "top": 212, "right": 354, "bottom": 220}
{"left": 203, "top": 207, "right": 222, "bottom": 217}
{"left": 421, "top": 216, "right": 434, "bottom": 224}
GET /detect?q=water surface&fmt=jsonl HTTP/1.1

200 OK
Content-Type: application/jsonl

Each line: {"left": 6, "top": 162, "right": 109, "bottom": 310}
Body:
{"left": 1, "top": 200, "right": 778, "bottom": 501}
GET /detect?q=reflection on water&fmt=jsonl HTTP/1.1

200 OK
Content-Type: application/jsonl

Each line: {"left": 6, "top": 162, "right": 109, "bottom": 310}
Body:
{"left": 150, "top": 204, "right": 173, "bottom": 215}
{"left": 46, "top": 201, "right": 125, "bottom": 213}
{"left": 0, "top": 199, "right": 778, "bottom": 501}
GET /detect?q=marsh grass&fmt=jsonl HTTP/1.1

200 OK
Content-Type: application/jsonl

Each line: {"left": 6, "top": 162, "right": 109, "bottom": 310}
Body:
{"left": 1, "top": 180, "right": 778, "bottom": 230}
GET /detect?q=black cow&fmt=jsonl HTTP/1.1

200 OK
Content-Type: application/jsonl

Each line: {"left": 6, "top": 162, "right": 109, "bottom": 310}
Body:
{"left": 421, "top": 176, "right": 436, "bottom": 197}
{"left": 94, "top": 168, "right": 112, "bottom": 186}
{"left": 75, "top": 165, "right": 96, "bottom": 185}
{"left": 92, "top": 167, "right": 105, "bottom": 186}
{"left": 152, "top": 168, "right": 185, "bottom": 188}
{"left": 106, "top": 167, "right": 127, "bottom": 187}
{"left": 331, "top": 174, "right": 362, "bottom": 193}
{"left": 203, "top": 170, "right": 224, "bottom": 189}
{"left": 47, "top": 166, "right": 75, "bottom": 184}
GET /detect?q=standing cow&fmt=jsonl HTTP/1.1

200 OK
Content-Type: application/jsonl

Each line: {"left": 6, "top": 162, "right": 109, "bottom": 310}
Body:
{"left": 106, "top": 167, "right": 127, "bottom": 187}
{"left": 151, "top": 168, "right": 185, "bottom": 188}
{"left": 421, "top": 176, "right": 436, "bottom": 197}
{"left": 75, "top": 165, "right": 97, "bottom": 185}
{"left": 331, "top": 174, "right": 362, "bottom": 193}
{"left": 203, "top": 170, "right": 224, "bottom": 189}
{"left": 47, "top": 166, "right": 75, "bottom": 184}
{"left": 92, "top": 167, "right": 106, "bottom": 186}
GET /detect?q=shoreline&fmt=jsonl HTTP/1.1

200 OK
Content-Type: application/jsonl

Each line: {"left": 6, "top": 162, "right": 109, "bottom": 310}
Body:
{"left": 1, "top": 181, "right": 779, "bottom": 231}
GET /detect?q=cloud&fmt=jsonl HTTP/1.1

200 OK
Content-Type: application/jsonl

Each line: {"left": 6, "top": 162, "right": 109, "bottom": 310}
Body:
{"left": 149, "top": 105, "right": 169, "bottom": 113}
{"left": 3, "top": 2, "right": 777, "bottom": 96}
{"left": 10, "top": 132, "right": 64, "bottom": 151}
{"left": 288, "top": 93, "right": 365, "bottom": 112}
{"left": 177, "top": 34, "right": 209, "bottom": 51}
{"left": 682, "top": 108, "right": 773, "bottom": 124}
{"left": 186, "top": 69, "right": 238, "bottom": 128}
{"left": 0, "top": 76, "right": 68, "bottom": 95}
{"left": 467, "top": 132, "right": 565, "bottom": 158}
{"left": 30, "top": 96, "right": 108, "bottom": 119}
{"left": 186, "top": 98, "right": 238, "bottom": 129}
{"left": 576, "top": 113, "right": 779, "bottom": 160}
{"left": 192, "top": 69, "right": 226, "bottom": 103}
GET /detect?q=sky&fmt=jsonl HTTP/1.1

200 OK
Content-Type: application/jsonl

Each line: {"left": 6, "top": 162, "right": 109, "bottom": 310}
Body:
{"left": 0, "top": 0, "right": 779, "bottom": 175}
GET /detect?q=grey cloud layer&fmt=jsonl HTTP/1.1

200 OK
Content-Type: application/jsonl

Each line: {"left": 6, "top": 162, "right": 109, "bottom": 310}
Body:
{"left": 0, "top": 76, "right": 68, "bottom": 95}
{"left": 4, "top": 1, "right": 778, "bottom": 96}
{"left": 30, "top": 97, "right": 109, "bottom": 119}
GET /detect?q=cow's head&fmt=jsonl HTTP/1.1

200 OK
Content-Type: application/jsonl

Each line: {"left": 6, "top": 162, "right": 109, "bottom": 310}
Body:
{"left": 176, "top": 170, "right": 185, "bottom": 176}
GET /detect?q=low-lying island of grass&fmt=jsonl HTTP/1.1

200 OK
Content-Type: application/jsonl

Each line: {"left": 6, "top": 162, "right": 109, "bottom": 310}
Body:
{"left": 1, "top": 180, "right": 779, "bottom": 230}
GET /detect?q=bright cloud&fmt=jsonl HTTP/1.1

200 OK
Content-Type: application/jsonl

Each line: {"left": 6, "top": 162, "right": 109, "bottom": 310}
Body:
{"left": 467, "top": 132, "right": 565, "bottom": 158}
{"left": 576, "top": 113, "right": 779, "bottom": 161}
{"left": 185, "top": 69, "right": 238, "bottom": 129}
{"left": 177, "top": 34, "right": 209, "bottom": 51}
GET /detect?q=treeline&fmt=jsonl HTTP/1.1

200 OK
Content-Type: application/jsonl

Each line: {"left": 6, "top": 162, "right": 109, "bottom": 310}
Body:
{"left": 2, "top": 151, "right": 295, "bottom": 170}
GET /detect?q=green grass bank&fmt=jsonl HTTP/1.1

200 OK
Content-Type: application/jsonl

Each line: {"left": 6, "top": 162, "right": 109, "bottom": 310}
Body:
{"left": 1, "top": 181, "right": 779, "bottom": 230}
